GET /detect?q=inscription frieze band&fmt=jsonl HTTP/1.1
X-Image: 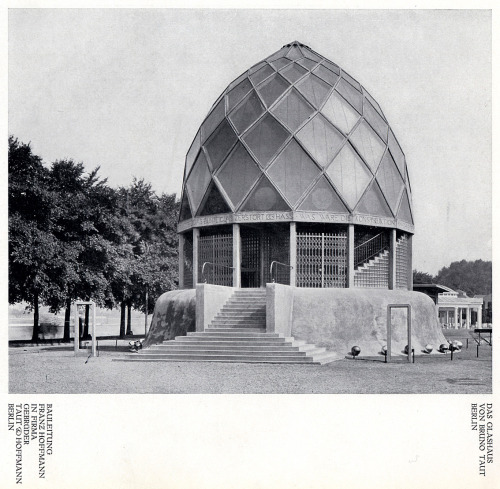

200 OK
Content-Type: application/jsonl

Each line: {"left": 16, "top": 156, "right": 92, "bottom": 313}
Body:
{"left": 177, "top": 211, "right": 414, "bottom": 234}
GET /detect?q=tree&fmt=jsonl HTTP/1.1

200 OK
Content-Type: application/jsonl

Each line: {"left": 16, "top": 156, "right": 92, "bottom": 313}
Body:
{"left": 8, "top": 136, "right": 60, "bottom": 340}
{"left": 413, "top": 270, "right": 435, "bottom": 284}
{"left": 434, "top": 260, "right": 491, "bottom": 297}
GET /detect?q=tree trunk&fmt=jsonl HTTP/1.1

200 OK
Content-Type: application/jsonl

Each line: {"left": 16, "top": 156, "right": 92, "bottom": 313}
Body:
{"left": 119, "top": 301, "right": 126, "bottom": 338}
{"left": 31, "top": 290, "right": 39, "bottom": 342}
{"left": 83, "top": 305, "right": 90, "bottom": 339}
{"left": 126, "top": 300, "right": 132, "bottom": 335}
{"left": 63, "top": 297, "right": 71, "bottom": 341}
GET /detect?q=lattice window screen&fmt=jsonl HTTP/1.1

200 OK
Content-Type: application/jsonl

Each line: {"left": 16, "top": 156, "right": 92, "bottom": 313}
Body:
{"left": 198, "top": 234, "right": 233, "bottom": 286}
{"left": 296, "top": 231, "right": 347, "bottom": 288}
{"left": 396, "top": 233, "right": 409, "bottom": 289}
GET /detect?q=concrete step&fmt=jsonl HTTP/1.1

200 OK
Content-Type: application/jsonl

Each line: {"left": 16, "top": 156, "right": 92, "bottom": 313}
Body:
{"left": 150, "top": 344, "right": 302, "bottom": 352}
{"left": 186, "top": 331, "right": 282, "bottom": 338}
{"left": 171, "top": 339, "right": 294, "bottom": 346}
{"left": 146, "top": 347, "right": 308, "bottom": 355}
{"left": 205, "top": 327, "right": 266, "bottom": 333}
{"left": 122, "top": 353, "right": 315, "bottom": 363}
{"left": 210, "top": 320, "right": 266, "bottom": 326}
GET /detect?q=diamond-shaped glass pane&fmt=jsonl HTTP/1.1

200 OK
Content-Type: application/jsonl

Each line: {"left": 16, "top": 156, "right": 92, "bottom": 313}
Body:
{"left": 342, "top": 71, "right": 361, "bottom": 91}
{"left": 242, "top": 113, "right": 290, "bottom": 168}
{"left": 297, "top": 58, "right": 318, "bottom": 71}
{"left": 397, "top": 189, "right": 413, "bottom": 224}
{"left": 179, "top": 191, "right": 193, "bottom": 221}
{"left": 280, "top": 63, "right": 308, "bottom": 84}
{"left": 186, "top": 151, "right": 212, "bottom": 214}
{"left": 326, "top": 142, "right": 372, "bottom": 210}
{"left": 336, "top": 79, "right": 363, "bottom": 113}
{"left": 267, "top": 139, "right": 321, "bottom": 207}
{"left": 364, "top": 98, "right": 388, "bottom": 142}
{"left": 227, "top": 77, "right": 253, "bottom": 111}
{"left": 185, "top": 129, "right": 201, "bottom": 178}
{"left": 388, "top": 129, "right": 405, "bottom": 178}
{"left": 204, "top": 119, "right": 238, "bottom": 171}
{"left": 248, "top": 61, "right": 266, "bottom": 74}
{"left": 296, "top": 114, "right": 344, "bottom": 168}
{"left": 355, "top": 181, "right": 393, "bottom": 218}
{"left": 249, "top": 63, "right": 275, "bottom": 85}
{"left": 313, "top": 65, "right": 339, "bottom": 87}
{"left": 350, "top": 120, "right": 386, "bottom": 172}
{"left": 228, "top": 90, "right": 265, "bottom": 134}
{"left": 256, "top": 73, "right": 291, "bottom": 108}
{"left": 271, "top": 57, "right": 292, "bottom": 71}
{"left": 321, "top": 91, "right": 360, "bottom": 134}
{"left": 323, "top": 60, "right": 340, "bottom": 75}
{"left": 296, "top": 73, "right": 331, "bottom": 109}
{"left": 363, "top": 88, "right": 385, "bottom": 120}
{"left": 198, "top": 182, "right": 232, "bottom": 216}
{"left": 216, "top": 143, "right": 261, "bottom": 208}
{"left": 303, "top": 49, "right": 322, "bottom": 62}
{"left": 201, "top": 97, "right": 225, "bottom": 142}
{"left": 240, "top": 176, "right": 290, "bottom": 212}
{"left": 405, "top": 166, "right": 412, "bottom": 196}
{"left": 298, "top": 175, "right": 348, "bottom": 213}
{"left": 265, "top": 47, "right": 290, "bottom": 63}
{"left": 376, "top": 151, "right": 404, "bottom": 214}
{"left": 271, "top": 88, "right": 315, "bottom": 132}
{"left": 286, "top": 45, "right": 304, "bottom": 60}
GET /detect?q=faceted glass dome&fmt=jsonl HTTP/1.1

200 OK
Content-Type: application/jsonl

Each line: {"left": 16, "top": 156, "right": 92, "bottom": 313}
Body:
{"left": 179, "top": 41, "right": 413, "bottom": 228}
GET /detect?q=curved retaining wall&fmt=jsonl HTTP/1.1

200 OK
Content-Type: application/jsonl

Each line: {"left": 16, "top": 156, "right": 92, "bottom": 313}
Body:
{"left": 286, "top": 287, "right": 446, "bottom": 359}
{"left": 143, "top": 289, "right": 196, "bottom": 348}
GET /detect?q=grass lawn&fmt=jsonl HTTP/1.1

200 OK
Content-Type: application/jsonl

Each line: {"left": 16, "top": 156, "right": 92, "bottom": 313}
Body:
{"left": 9, "top": 340, "right": 492, "bottom": 394}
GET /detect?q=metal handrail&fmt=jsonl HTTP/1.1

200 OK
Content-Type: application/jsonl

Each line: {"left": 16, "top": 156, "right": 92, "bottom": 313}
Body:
{"left": 354, "top": 232, "right": 388, "bottom": 268}
{"left": 201, "top": 261, "right": 235, "bottom": 283}
{"left": 353, "top": 232, "right": 384, "bottom": 251}
{"left": 270, "top": 261, "right": 293, "bottom": 283}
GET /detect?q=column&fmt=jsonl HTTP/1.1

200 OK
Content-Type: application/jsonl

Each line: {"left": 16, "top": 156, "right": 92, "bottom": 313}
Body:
{"left": 178, "top": 233, "right": 185, "bottom": 289}
{"left": 407, "top": 235, "right": 413, "bottom": 290}
{"left": 232, "top": 224, "right": 241, "bottom": 288}
{"left": 454, "top": 307, "right": 458, "bottom": 329}
{"left": 388, "top": 229, "right": 397, "bottom": 290}
{"left": 192, "top": 228, "right": 200, "bottom": 285}
{"left": 446, "top": 309, "right": 449, "bottom": 326}
{"left": 289, "top": 222, "right": 297, "bottom": 286}
{"left": 466, "top": 307, "right": 470, "bottom": 329}
{"left": 477, "top": 307, "right": 482, "bottom": 328}
{"left": 457, "top": 307, "right": 461, "bottom": 328}
{"left": 347, "top": 224, "right": 355, "bottom": 288}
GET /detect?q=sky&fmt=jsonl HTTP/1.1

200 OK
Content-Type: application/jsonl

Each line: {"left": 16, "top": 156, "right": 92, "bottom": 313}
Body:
{"left": 7, "top": 8, "right": 492, "bottom": 275}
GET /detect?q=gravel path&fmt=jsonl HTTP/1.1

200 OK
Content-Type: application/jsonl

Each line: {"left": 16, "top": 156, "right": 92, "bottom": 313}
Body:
{"left": 9, "top": 344, "right": 492, "bottom": 394}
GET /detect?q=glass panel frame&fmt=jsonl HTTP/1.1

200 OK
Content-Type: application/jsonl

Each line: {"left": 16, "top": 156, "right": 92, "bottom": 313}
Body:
{"left": 336, "top": 79, "right": 363, "bottom": 114}
{"left": 325, "top": 142, "right": 373, "bottom": 210}
{"left": 204, "top": 119, "right": 238, "bottom": 172}
{"left": 242, "top": 113, "right": 291, "bottom": 168}
{"left": 256, "top": 72, "right": 292, "bottom": 108}
{"left": 201, "top": 97, "right": 226, "bottom": 143}
{"left": 296, "top": 113, "right": 345, "bottom": 168}
{"left": 298, "top": 175, "right": 349, "bottom": 213}
{"left": 297, "top": 58, "right": 319, "bottom": 71}
{"left": 270, "top": 88, "right": 315, "bottom": 133}
{"left": 296, "top": 73, "right": 332, "bottom": 109}
{"left": 355, "top": 180, "right": 394, "bottom": 219}
{"left": 228, "top": 89, "right": 266, "bottom": 135}
{"left": 227, "top": 77, "right": 253, "bottom": 111}
{"left": 249, "top": 63, "right": 275, "bottom": 86}
{"left": 376, "top": 150, "right": 405, "bottom": 214}
{"left": 186, "top": 150, "right": 212, "bottom": 214}
{"left": 267, "top": 138, "right": 321, "bottom": 207}
{"left": 349, "top": 119, "right": 386, "bottom": 172}
{"left": 240, "top": 175, "right": 291, "bottom": 212}
{"left": 215, "top": 142, "right": 262, "bottom": 209}
{"left": 321, "top": 90, "right": 360, "bottom": 135}
{"left": 280, "top": 63, "right": 308, "bottom": 84}
{"left": 313, "top": 65, "right": 339, "bottom": 87}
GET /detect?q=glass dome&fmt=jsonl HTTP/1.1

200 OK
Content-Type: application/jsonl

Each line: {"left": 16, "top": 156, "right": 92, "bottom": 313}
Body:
{"left": 179, "top": 41, "right": 413, "bottom": 231}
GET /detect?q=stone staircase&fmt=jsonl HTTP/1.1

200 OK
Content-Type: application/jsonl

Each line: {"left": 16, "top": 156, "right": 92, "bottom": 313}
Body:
{"left": 354, "top": 249, "right": 389, "bottom": 287}
{"left": 123, "top": 288, "right": 337, "bottom": 364}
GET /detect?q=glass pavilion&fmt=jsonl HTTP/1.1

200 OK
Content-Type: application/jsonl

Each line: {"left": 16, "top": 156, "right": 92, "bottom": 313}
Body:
{"left": 177, "top": 42, "right": 414, "bottom": 290}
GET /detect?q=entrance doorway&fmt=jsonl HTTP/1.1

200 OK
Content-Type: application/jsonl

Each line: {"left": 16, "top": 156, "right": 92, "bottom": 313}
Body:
{"left": 240, "top": 224, "right": 290, "bottom": 287}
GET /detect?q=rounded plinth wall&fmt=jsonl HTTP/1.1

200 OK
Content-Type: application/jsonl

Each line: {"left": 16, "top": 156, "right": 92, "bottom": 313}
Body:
{"left": 143, "top": 289, "right": 196, "bottom": 348}
{"left": 290, "top": 289, "right": 446, "bottom": 358}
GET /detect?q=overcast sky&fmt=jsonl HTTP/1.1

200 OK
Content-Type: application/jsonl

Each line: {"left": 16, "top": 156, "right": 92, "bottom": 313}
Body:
{"left": 8, "top": 9, "right": 491, "bottom": 275}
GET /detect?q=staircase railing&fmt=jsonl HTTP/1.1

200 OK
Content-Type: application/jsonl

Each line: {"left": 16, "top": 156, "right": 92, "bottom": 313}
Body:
{"left": 201, "top": 262, "right": 234, "bottom": 284}
{"left": 354, "top": 233, "right": 388, "bottom": 268}
{"left": 270, "top": 261, "right": 293, "bottom": 284}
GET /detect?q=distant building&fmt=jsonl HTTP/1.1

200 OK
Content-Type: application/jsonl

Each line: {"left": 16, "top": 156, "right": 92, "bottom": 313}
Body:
{"left": 413, "top": 284, "right": 483, "bottom": 329}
